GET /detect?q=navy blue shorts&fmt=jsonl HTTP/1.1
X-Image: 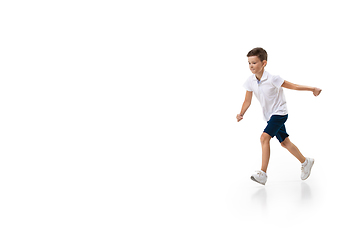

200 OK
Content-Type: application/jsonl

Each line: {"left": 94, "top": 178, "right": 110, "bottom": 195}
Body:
{"left": 263, "top": 114, "right": 289, "bottom": 143}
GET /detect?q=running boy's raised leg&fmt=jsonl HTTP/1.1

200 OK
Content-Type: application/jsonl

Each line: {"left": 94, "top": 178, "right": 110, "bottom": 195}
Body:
{"left": 280, "top": 137, "right": 305, "bottom": 163}
{"left": 281, "top": 137, "right": 314, "bottom": 180}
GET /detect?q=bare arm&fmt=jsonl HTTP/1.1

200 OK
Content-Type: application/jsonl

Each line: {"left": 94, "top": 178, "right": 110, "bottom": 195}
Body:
{"left": 282, "top": 80, "right": 322, "bottom": 96}
{"left": 236, "top": 91, "right": 253, "bottom": 122}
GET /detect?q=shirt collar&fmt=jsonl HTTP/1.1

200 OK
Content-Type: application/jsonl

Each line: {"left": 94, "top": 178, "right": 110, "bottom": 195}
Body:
{"left": 253, "top": 71, "right": 268, "bottom": 83}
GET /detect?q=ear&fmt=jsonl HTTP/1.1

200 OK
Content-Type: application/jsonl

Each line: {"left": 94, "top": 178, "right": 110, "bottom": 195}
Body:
{"left": 262, "top": 60, "right": 267, "bottom": 67}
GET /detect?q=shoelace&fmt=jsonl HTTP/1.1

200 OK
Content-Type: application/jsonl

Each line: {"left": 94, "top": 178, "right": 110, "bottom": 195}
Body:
{"left": 255, "top": 171, "right": 265, "bottom": 177}
{"left": 301, "top": 161, "right": 308, "bottom": 171}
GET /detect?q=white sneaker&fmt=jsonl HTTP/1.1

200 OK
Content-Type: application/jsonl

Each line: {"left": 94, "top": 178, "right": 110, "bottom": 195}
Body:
{"left": 301, "top": 158, "right": 314, "bottom": 180}
{"left": 251, "top": 170, "right": 267, "bottom": 185}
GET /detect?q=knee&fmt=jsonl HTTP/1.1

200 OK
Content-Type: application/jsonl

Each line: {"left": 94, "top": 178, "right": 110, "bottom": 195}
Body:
{"left": 280, "top": 138, "right": 290, "bottom": 148}
{"left": 260, "top": 132, "right": 271, "bottom": 145}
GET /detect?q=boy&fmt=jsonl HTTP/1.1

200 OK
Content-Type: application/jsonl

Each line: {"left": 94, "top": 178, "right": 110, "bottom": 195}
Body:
{"left": 236, "top": 47, "right": 322, "bottom": 185}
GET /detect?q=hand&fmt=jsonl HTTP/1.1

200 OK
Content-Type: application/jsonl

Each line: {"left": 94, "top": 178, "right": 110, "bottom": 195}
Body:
{"left": 236, "top": 114, "right": 243, "bottom": 122}
{"left": 313, "top": 87, "right": 322, "bottom": 96}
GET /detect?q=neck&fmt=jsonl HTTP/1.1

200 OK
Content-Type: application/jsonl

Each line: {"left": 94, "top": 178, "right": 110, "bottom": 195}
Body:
{"left": 255, "top": 69, "right": 264, "bottom": 81}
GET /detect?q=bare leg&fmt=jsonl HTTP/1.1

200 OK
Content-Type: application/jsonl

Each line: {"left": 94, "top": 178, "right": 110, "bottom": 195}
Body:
{"left": 260, "top": 132, "right": 272, "bottom": 172}
{"left": 280, "top": 137, "right": 306, "bottom": 163}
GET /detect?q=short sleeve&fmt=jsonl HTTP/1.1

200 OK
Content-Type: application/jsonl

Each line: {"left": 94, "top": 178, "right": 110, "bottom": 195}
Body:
{"left": 243, "top": 78, "right": 253, "bottom": 92}
{"left": 272, "top": 75, "right": 284, "bottom": 89}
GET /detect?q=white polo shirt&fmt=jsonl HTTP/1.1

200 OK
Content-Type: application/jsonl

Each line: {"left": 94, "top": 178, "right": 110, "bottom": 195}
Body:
{"left": 243, "top": 71, "right": 288, "bottom": 121}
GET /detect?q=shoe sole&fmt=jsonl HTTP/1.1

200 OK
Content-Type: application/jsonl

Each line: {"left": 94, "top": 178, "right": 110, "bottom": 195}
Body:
{"left": 251, "top": 176, "right": 265, "bottom": 185}
{"left": 302, "top": 159, "right": 314, "bottom": 180}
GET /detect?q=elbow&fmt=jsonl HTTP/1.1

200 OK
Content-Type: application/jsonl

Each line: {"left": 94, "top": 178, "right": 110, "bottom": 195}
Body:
{"left": 244, "top": 100, "right": 251, "bottom": 106}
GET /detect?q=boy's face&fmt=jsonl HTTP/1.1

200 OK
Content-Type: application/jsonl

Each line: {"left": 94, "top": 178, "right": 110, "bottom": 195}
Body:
{"left": 248, "top": 56, "right": 267, "bottom": 75}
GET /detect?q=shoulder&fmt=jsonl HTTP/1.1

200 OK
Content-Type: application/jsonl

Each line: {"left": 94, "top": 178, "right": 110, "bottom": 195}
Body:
{"left": 244, "top": 75, "right": 255, "bottom": 84}
{"left": 243, "top": 75, "right": 255, "bottom": 91}
{"left": 267, "top": 72, "right": 284, "bottom": 87}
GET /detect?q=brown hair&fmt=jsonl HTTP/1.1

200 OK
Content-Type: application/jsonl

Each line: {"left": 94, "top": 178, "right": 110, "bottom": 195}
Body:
{"left": 247, "top": 47, "right": 268, "bottom": 62}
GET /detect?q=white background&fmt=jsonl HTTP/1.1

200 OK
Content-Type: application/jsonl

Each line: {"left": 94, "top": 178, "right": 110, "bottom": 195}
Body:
{"left": 0, "top": 0, "right": 359, "bottom": 239}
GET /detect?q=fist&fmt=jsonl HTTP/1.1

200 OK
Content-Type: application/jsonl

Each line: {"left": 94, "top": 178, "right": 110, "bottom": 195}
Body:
{"left": 236, "top": 114, "right": 243, "bottom": 122}
{"left": 313, "top": 88, "right": 322, "bottom": 96}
